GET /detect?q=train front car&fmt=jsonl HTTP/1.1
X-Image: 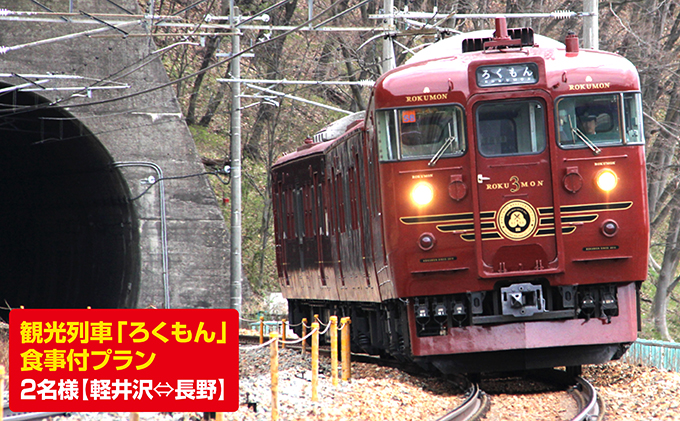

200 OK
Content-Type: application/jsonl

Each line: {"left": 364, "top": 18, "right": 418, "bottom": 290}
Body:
{"left": 368, "top": 21, "right": 649, "bottom": 372}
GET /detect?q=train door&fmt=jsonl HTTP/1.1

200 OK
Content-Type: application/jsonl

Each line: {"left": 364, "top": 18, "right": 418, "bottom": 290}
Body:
{"left": 471, "top": 92, "right": 562, "bottom": 278}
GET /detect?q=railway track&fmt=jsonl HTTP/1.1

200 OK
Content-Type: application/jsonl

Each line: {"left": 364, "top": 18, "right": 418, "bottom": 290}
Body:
{"left": 240, "top": 335, "right": 603, "bottom": 421}
{"left": 434, "top": 380, "right": 487, "bottom": 421}
{"left": 570, "top": 375, "right": 602, "bottom": 421}
{"left": 3, "top": 404, "right": 66, "bottom": 421}
{"left": 480, "top": 369, "right": 603, "bottom": 421}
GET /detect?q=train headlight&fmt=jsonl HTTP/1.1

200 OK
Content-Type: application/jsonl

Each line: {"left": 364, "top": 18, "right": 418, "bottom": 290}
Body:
{"left": 595, "top": 169, "right": 618, "bottom": 192}
{"left": 411, "top": 182, "right": 434, "bottom": 206}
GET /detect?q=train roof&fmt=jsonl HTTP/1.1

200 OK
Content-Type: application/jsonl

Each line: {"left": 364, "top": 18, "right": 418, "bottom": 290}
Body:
{"left": 273, "top": 111, "right": 365, "bottom": 168}
{"left": 374, "top": 29, "right": 640, "bottom": 108}
{"left": 404, "top": 30, "right": 565, "bottom": 65}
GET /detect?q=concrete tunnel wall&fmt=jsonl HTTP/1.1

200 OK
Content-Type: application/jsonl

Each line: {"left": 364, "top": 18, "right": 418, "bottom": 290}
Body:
{"left": 0, "top": 0, "right": 232, "bottom": 314}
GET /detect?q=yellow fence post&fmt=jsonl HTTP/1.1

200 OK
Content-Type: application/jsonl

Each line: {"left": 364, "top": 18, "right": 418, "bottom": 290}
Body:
{"left": 311, "top": 322, "right": 319, "bottom": 402}
{"left": 281, "top": 319, "right": 287, "bottom": 349}
{"left": 330, "top": 316, "right": 338, "bottom": 386}
{"left": 341, "top": 317, "right": 351, "bottom": 382}
{"left": 270, "top": 332, "right": 279, "bottom": 421}
{"left": 301, "top": 318, "right": 307, "bottom": 355}
{"left": 259, "top": 316, "right": 264, "bottom": 344}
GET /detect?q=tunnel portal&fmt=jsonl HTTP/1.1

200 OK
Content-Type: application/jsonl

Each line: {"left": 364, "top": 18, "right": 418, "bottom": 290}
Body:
{"left": 0, "top": 86, "right": 140, "bottom": 320}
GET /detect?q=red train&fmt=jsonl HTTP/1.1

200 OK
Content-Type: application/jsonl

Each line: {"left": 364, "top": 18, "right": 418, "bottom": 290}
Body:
{"left": 271, "top": 19, "right": 649, "bottom": 373}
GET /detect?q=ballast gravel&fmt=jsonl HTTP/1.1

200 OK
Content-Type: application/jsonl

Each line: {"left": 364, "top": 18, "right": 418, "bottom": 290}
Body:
{"left": 49, "top": 349, "right": 680, "bottom": 421}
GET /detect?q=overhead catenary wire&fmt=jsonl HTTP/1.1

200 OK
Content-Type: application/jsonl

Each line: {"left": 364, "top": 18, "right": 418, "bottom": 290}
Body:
{"left": 129, "top": 170, "right": 231, "bottom": 202}
{"left": 244, "top": 84, "right": 354, "bottom": 115}
{"left": 0, "top": 0, "right": 353, "bottom": 115}
{"left": 0, "top": 36, "right": 199, "bottom": 116}
{"left": 0, "top": 6, "right": 587, "bottom": 117}
{"left": 219, "top": 77, "right": 374, "bottom": 86}
{"left": 0, "top": 0, "right": 380, "bottom": 118}
{"left": 0, "top": 19, "right": 143, "bottom": 54}
{"left": 0, "top": 5, "right": 582, "bottom": 121}
{"left": 368, "top": 10, "right": 589, "bottom": 20}
{"left": 312, "top": 0, "right": 374, "bottom": 30}
{"left": 104, "top": 0, "right": 135, "bottom": 15}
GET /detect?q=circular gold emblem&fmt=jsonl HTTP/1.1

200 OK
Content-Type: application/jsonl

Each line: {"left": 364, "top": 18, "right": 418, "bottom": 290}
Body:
{"left": 497, "top": 199, "right": 538, "bottom": 241}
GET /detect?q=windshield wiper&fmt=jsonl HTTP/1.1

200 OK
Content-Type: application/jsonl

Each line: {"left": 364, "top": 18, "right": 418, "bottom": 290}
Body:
{"left": 568, "top": 115, "right": 601, "bottom": 155}
{"left": 428, "top": 135, "right": 457, "bottom": 167}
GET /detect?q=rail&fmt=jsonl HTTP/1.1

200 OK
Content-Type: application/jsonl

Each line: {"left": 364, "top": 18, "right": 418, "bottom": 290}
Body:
{"left": 3, "top": 405, "right": 65, "bottom": 421}
{"left": 570, "top": 376, "right": 601, "bottom": 421}
{"left": 434, "top": 381, "right": 487, "bottom": 421}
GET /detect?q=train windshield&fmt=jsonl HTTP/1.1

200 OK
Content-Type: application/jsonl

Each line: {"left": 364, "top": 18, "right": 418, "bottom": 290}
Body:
{"left": 556, "top": 93, "right": 644, "bottom": 149}
{"left": 376, "top": 105, "right": 465, "bottom": 161}
{"left": 476, "top": 100, "right": 546, "bottom": 156}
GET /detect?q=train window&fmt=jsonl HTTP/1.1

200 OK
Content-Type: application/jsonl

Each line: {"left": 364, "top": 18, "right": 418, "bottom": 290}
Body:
{"left": 623, "top": 93, "right": 644, "bottom": 144}
{"left": 399, "top": 106, "right": 465, "bottom": 159}
{"left": 295, "top": 187, "right": 304, "bottom": 242}
{"left": 376, "top": 105, "right": 466, "bottom": 161}
{"left": 476, "top": 100, "right": 546, "bottom": 156}
{"left": 377, "top": 110, "right": 399, "bottom": 160}
{"left": 556, "top": 94, "right": 628, "bottom": 149}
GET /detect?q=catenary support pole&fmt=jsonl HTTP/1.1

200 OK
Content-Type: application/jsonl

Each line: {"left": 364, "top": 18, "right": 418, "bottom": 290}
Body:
{"left": 582, "top": 0, "right": 598, "bottom": 49}
{"left": 381, "top": 0, "right": 396, "bottom": 72}
{"left": 229, "top": 3, "right": 243, "bottom": 314}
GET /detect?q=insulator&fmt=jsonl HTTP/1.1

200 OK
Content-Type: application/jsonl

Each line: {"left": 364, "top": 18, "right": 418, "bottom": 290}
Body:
{"left": 551, "top": 10, "right": 576, "bottom": 19}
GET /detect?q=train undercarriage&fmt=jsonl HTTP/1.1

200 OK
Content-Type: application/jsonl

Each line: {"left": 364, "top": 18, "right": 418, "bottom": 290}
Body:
{"left": 287, "top": 281, "right": 641, "bottom": 373}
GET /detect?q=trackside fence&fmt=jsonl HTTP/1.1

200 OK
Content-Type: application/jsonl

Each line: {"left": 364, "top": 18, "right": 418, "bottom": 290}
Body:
{"left": 621, "top": 339, "right": 680, "bottom": 372}
{"left": 239, "top": 316, "right": 352, "bottom": 421}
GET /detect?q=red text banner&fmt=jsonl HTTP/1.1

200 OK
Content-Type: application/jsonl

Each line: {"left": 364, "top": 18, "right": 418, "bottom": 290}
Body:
{"left": 10, "top": 309, "right": 239, "bottom": 412}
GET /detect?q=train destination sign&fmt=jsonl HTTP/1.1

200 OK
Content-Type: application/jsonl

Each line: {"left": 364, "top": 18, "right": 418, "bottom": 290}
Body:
{"left": 476, "top": 63, "right": 539, "bottom": 87}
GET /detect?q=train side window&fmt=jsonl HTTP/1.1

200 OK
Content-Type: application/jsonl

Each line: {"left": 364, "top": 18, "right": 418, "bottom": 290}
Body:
{"left": 295, "top": 187, "right": 304, "bottom": 243}
{"left": 623, "top": 93, "right": 644, "bottom": 144}
{"left": 376, "top": 110, "right": 399, "bottom": 160}
{"left": 556, "top": 93, "right": 627, "bottom": 148}
{"left": 286, "top": 187, "right": 294, "bottom": 240}
{"left": 476, "top": 100, "right": 546, "bottom": 157}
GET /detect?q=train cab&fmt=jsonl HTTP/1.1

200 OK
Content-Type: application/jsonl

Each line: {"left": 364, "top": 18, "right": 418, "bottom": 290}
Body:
{"left": 367, "top": 20, "right": 648, "bottom": 371}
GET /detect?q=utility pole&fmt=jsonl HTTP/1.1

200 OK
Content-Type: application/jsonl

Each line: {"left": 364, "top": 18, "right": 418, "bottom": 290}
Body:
{"left": 582, "top": 0, "right": 598, "bottom": 49}
{"left": 381, "top": 0, "right": 396, "bottom": 72}
{"left": 229, "top": 3, "right": 243, "bottom": 314}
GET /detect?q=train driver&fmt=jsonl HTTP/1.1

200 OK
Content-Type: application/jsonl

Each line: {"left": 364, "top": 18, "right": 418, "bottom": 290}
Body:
{"left": 580, "top": 114, "right": 598, "bottom": 135}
